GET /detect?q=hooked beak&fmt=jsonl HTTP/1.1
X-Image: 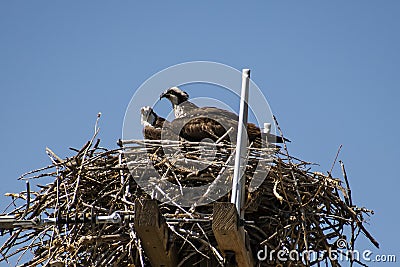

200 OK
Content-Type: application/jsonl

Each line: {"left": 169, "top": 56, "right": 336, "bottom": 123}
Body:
{"left": 160, "top": 91, "right": 169, "bottom": 100}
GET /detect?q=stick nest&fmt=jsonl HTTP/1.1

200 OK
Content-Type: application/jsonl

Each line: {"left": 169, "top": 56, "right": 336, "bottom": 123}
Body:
{"left": 0, "top": 137, "right": 378, "bottom": 266}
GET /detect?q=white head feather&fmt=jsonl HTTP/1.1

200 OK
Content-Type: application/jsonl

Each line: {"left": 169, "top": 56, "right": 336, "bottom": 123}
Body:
{"left": 140, "top": 106, "right": 156, "bottom": 127}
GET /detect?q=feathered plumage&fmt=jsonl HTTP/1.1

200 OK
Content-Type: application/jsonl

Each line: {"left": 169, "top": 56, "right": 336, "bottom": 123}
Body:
{"left": 160, "top": 87, "right": 290, "bottom": 145}
{"left": 140, "top": 106, "right": 170, "bottom": 140}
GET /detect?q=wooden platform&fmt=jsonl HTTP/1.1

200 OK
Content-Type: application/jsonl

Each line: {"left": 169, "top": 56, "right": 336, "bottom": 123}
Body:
{"left": 212, "top": 202, "right": 254, "bottom": 267}
{"left": 134, "top": 199, "right": 178, "bottom": 267}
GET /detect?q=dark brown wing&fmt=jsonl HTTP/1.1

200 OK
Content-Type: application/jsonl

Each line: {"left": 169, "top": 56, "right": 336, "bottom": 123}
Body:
{"left": 143, "top": 126, "right": 162, "bottom": 140}
{"left": 154, "top": 117, "right": 166, "bottom": 129}
{"left": 184, "top": 106, "right": 239, "bottom": 121}
{"left": 247, "top": 123, "right": 262, "bottom": 143}
{"left": 168, "top": 115, "right": 236, "bottom": 142}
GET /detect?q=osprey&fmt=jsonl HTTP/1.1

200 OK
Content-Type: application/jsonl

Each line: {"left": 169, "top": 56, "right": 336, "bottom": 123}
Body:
{"left": 140, "top": 106, "right": 170, "bottom": 140}
{"left": 160, "top": 87, "right": 290, "bottom": 144}
{"left": 141, "top": 106, "right": 187, "bottom": 142}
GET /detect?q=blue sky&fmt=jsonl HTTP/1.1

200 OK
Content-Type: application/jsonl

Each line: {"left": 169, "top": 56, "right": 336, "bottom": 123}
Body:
{"left": 1, "top": 1, "right": 399, "bottom": 264}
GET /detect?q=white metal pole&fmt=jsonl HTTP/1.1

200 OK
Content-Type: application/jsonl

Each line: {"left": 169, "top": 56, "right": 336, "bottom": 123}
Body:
{"left": 231, "top": 69, "right": 250, "bottom": 219}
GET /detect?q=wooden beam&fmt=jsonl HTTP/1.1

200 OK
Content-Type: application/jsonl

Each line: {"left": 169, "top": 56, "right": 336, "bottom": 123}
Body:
{"left": 134, "top": 199, "right": 177, "bottom": 267}
{"left": 212, "top": 202, "right": 254, "bottom": 267}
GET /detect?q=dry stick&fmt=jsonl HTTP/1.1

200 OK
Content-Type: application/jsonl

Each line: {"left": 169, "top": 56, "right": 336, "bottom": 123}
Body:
{"left": 71, "top": 120, "right": 100, "bottom": 206}
{"left": 339, "top": 159, "right": 356, "bottom": 266}
{"left": 189, "top": 146, "right": 236, "bottom": 212}
{"left": 329, "top": 144, "right": 343, "bottom": 176}
{"left": 15, "top": 227, "right": 49, "bottom": 265}
{"left": 197, "top": 227, "right": 224, "bottom": 265}
{"left": 128, "top": 224, "right": 145, "bottom": 267}
{"left": 0, "top": 233, "right": 34, "bottom": 262}
{"left": 216, "top": 127, "right": 234, "bottom": 144}
{"left": 160, "top": 150, "right": 184, "bottom": 195}
{"left": 21, "top": 181, "right": 30, "bottom": 219}
{"left": 169, "top": 225, "right": 208, "bottom": 259}
{"left": 18, "top": 163, "right": 63, "bottom": 180}
{"left": 277, "top": 160, "right": 293, "bottom": 210}
{"left": 273, "top": 115, "right": 310, "bottom": 265}
{"left": 339, "top": 160, "right": 353, "bottom": 207}
{"left": 178, "top": 251, "right": 199, "bottom": 267}
{"left": 309, "top": 217, "right": 341, "bottom": 254}
{"left": 332, "top": 193, "right": 379, "bottom": 248}
{"left": 260, "top": 224, "right": 295, "bottom": 245}
{"left": 152, "top": 184, "right": 193, "bottom": 217}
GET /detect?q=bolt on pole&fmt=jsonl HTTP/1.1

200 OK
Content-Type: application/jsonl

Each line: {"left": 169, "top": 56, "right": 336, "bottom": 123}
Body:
{"left": 231, "top": 69, "right": 250, "bottom": 219}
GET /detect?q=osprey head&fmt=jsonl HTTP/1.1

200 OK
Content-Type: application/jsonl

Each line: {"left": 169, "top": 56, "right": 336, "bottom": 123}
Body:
{"left": 140, "top": 106, "right": 157, "bottom": 127}
{"left": 160, "top": 87, "right": 189, "bottom": 105}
